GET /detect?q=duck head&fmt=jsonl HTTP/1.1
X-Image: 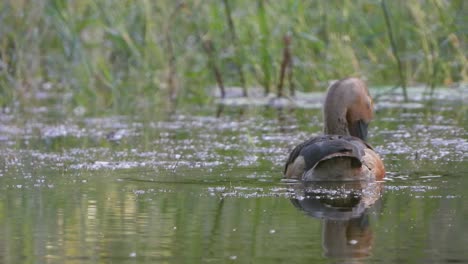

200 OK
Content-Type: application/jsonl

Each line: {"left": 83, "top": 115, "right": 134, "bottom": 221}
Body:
{"left": 323, "top": 78, "right": 374, "bottom": 140}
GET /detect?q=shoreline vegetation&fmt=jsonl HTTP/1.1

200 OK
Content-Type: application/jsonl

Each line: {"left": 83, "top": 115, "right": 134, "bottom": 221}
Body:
{"left": 0, "top": 1, "right": 466, "bottom": 112}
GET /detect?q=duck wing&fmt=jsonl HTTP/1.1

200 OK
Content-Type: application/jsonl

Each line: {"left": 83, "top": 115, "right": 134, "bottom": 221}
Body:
{"left": 284, "top": 135, "right": 371, "bottom": 180}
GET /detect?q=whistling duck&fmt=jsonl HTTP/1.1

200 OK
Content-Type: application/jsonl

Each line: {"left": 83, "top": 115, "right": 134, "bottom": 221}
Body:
{"left": 284, "top": 78, "right": 385, "bottom": 181}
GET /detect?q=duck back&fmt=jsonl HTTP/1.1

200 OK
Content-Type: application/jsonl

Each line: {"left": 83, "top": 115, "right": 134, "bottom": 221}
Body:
{"left": 284, "top": 135, "right": 375, "bottom": 181}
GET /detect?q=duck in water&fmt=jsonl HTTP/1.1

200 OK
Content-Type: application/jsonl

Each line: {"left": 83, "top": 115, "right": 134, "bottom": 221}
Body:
{"left": 284, "top": 78, "right": 385, "bottom": 181}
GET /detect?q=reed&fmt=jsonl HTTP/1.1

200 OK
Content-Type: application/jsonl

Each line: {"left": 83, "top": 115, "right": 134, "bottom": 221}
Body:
{"left": 277, "top": 34, "right": 293, "bottom": 98}
{"left": 381, "top": 0, "right": 408, "bottom": 101}
{"left": 0, "top": 0, "right": 465, "bottom": 112}
{"left": 222, "top": 0, "right": 247, "bottom": 97}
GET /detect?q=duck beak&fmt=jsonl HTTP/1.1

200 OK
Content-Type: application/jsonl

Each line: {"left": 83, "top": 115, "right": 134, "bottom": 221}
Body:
{"left": 349, "top": 120, "right": 368, "bottom": 141}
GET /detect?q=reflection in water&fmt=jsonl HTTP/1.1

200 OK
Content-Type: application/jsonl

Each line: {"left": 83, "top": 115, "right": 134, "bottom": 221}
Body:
{"left": 290, "top": 181, "right": 383, "bottom": 262}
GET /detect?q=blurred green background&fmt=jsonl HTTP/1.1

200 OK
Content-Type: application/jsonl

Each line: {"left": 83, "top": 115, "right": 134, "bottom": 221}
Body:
{"left": 0, "top": 0, "right": 466, "bottom": 112}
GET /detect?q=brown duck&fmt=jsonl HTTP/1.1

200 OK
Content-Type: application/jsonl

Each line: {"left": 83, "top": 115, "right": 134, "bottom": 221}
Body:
{"left": 284, "top": 78, "right": 385, "bottom": 181}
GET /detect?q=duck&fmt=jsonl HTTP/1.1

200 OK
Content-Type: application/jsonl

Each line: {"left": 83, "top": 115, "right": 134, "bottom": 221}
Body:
{"left": 284, "top": 78, "right": 385, "bottom": 181}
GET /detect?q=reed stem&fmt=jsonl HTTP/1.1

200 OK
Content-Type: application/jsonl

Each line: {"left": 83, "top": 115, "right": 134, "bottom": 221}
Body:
{"left": 202, "top": 38, "right": 225, "bottom": 98}
{"left": 381, "top": 0, "right": 408, "bottom": 101}
{"left": 277, "top": 34, "right": 292, "bottom": 98}
{"left": 222, "top": 0, "right": 247, "bottom": 97}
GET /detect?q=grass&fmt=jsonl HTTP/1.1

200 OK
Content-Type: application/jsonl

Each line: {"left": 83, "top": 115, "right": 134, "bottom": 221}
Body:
{"left": 0, "top": 0, "right": 466, "bottom": 112}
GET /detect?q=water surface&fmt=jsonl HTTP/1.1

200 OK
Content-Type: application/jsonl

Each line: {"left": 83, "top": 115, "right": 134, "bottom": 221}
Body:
{"left": 0, "top": 87, "right": 467, "bottom": 263}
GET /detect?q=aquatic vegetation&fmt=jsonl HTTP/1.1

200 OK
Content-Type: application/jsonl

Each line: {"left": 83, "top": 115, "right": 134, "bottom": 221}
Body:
{"left": 0, "top": 1, "right": 465, "bottom": 112}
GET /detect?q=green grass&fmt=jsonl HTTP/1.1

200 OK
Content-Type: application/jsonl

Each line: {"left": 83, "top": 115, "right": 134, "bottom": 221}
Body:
{"left": 0, "top": 0, "right": 466, "bottom": 112}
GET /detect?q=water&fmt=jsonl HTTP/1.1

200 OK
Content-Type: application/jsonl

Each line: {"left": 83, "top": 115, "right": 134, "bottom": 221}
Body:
{"left": 0, "top": 87, "right": 467, "bottom": 263}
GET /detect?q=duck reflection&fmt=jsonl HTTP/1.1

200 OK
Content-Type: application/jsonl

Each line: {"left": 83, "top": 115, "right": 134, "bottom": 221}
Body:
{"left": 290, "top": 181, "right": 383, "bottom": 261}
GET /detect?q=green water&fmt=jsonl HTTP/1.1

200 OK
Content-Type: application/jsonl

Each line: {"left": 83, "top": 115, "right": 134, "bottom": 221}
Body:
{"left": 0, "top": 88, "right": 467, "bottom": 263}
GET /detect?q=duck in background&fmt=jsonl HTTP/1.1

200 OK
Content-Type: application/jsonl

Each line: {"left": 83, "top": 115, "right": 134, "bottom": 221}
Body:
{"left": 284, "top": 78, "right": 385, "bottom": 181}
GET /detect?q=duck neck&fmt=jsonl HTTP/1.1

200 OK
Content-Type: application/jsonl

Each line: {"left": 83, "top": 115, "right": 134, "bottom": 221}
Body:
{"left": 323, "top": 110, "right": 350, "bottom": 136}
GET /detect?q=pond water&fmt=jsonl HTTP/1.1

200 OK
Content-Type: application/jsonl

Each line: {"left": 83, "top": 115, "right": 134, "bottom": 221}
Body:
{"left": 0, "top": 87, "right": 467, "bottom": 263}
